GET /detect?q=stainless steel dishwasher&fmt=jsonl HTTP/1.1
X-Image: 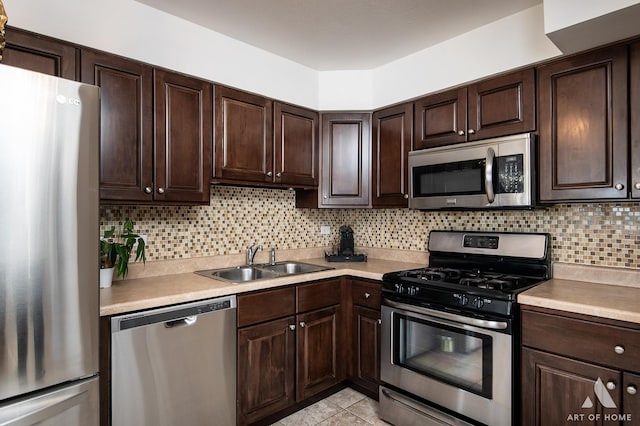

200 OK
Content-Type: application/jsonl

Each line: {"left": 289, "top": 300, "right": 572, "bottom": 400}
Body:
{"left": 111, "top": 295, "right": 236, "bottom": 426}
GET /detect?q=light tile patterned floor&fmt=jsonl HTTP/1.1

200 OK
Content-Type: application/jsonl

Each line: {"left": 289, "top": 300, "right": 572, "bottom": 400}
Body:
{"left": 271, "top": 388, "right": 390, "bottom": 426}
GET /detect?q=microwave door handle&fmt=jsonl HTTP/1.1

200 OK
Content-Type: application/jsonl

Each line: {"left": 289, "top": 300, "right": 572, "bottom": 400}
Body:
{"left": 485, "top": 147, "right": 496, "bottom": 204}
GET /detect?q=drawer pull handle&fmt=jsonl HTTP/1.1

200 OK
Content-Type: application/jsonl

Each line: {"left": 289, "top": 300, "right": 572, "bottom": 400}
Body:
{"left": 606, "top": 381, "right": 616, "bottom": 391}
{"left": 299, "top": 322, "right": 306, "bottom": 328}
{"left": 627, "top": 385, "right": 637, "bottom": 395}
{"left": 289, "top": 324, "right": 296, "bottom": 331}
{"left": 614, "top": 345, "right": 625, "bottom": 355}
{"left": 364, "top": 292, "right": 371, "bottom": 299}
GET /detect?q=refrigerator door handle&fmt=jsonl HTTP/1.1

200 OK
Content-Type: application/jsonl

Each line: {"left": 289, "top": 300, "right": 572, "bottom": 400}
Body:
{"left": 0, "top": 388, "right": 89, "bottom": 426}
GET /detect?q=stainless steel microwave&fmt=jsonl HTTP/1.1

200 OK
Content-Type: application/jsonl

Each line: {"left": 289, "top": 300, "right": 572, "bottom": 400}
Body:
{"left": 409, "top": 133, "right": 535, "bottom": 210}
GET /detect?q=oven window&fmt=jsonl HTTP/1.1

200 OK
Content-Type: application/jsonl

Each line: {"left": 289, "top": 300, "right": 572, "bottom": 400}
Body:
{"left": 392, "top": 313, "right": 492, "bottom": 398}
{"left": 412, "top": 160, "right": 485, "bottom": 197}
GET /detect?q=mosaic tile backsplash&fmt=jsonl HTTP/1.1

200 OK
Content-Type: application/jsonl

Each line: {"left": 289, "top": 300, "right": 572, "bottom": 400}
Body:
{"left": 100, "top": 186, "right": 640, "bottom": 269}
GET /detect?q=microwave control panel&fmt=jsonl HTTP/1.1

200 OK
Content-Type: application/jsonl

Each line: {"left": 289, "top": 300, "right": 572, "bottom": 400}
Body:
{"left": 496, "top": 154, "right": 524, "bottom": 194}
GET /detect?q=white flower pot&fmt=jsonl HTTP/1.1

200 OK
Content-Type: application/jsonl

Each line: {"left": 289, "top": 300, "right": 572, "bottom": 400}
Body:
{"left": 100, "top": 267, "right": 115, "bottom": 288}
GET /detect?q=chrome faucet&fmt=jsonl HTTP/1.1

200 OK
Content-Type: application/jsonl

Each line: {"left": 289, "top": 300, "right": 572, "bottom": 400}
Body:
{"left": 246, "top": 243, "right": 262, "bottom": 266}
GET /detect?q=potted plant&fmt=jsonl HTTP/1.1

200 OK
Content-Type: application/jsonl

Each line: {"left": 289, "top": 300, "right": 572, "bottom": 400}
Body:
{"left": 99, "top": 219, "right": 146, "bottom": 288}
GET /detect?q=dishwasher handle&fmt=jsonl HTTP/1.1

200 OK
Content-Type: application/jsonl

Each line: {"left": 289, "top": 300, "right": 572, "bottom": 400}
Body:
{"left": 111, "top": 295, "right": 236, "bottom": 333}
{"left": 164, "top": 316, "right": 197, "bottom": 328}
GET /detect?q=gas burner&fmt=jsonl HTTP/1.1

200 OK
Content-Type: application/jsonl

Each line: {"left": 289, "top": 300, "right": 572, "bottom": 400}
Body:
{"left": 418, "top": 267, "right": 463, "bottom": 282}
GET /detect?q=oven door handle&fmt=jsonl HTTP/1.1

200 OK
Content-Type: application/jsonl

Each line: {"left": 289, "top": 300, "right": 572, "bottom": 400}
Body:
{"left": 384, "top": 298, "right": 508, "bottom": 330}
{"left": 485, "top": 147, "right": 496, "bottom": 204}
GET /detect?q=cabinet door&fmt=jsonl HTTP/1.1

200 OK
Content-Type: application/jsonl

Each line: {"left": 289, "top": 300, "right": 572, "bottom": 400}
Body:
{"left": 623, "top": 372, "right": 640, "bottom": 422}
{"left": 468, "top": 68, "right": 535, "bottom": 141}
{"left": 521, "top": 348, "right": 622, "bottom": 426}
{"left": 631, "top": 42, "right": 640, "bottom": 199}
{"left": 2, "top": 27, "right": 77, "bottom": 80}
{"left": 237, "top": 317, "right": 296, "bottom": 425}
{"left": 274, "top": 102, "right": 319, "bottom": 187}
{"left": 413, "top": 88, "right": 466, "bottom": 149}
{"left": 372, "top": 103, "right": 412, "bottom": 207}
{"left": 320, "top": 113, "right": 371, "bottom": 207}
{"left": 351, "top": 306, "right": 380, "bottom": 396}
{"left": 81, "top": 50, "right": 154, "bottom": 202}
{"left": 296, "top": 305, "right": 344, "bottom": 400}
{"left": 538, "top": 46, "right": 628, "bottom": 201}
{"left": 154, "top": 69, "right": 212, "bottom": 203}
{"left": 214, "top": 86, "right": 273, "bottom": 183}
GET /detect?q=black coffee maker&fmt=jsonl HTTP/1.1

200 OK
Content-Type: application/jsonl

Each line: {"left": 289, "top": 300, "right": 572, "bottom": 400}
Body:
{"left": 338, "top": 225, "right": 355, "bottom": 256}
{"left": 326, "top": 225, "right": 366, "bottom": 262}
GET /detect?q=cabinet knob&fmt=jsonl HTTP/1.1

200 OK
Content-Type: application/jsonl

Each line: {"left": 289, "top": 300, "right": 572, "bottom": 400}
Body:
{"left": 614, "top": 183, "right": 625, "bottom": 191}
{"left": 635, "top": 182, "right": 640, "bottom": 190}
{"left": 614, "top": 345, "right": 625, "bottom": 354}
{"left": 606, "top": 381, "right": 616, "bottom": 391}
{"left": 144, "top": 187, "right": 153, "bottom": 194}
{"left": 628, "top": 385, "right": 638, "bottom": 395}
{"left": 377, "top": 319, "right": 382, "bottom": 325}
{"left": 299, "top": 322, "right": 306, "bottom": 328}
{"left": 457, "top": 130, "right": 465, "bottom": 136}
{"left": 364, "top": 292, "right": 370, "bottom": 299}
{"left": 276, "top": 172, "right": 282, "bottom": 178}
{"left": 468, "top": 129, "right": 475, "bottom": 135}
{"left": 157, "top": 187, "right": 165, "bottom": 194}
{"left": 323, "top": 195, "right": 328, "bottom": 199}
{"left": 266, "top": 171, "right": 273, "bottom": 177}
{"left": 289, "top": 324, "right": 296, "bottom": 331}
{"left": 404, "top": 194, "right": 409, "bottom": 199}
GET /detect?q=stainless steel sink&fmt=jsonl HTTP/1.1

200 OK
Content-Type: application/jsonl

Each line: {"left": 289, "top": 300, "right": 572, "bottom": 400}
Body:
{"left": 261, "top": 261, "right": 332, "bottom": 275}
{"left": 195, "top": 261, "right": 333, "bottom": 283}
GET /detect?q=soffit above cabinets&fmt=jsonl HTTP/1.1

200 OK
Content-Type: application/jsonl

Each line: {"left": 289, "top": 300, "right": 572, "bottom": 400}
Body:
{"left": 135, "top": 0, "right": 540, "bottom": 70}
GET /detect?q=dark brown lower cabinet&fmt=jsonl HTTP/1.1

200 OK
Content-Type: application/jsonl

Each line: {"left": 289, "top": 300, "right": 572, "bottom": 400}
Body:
{"left": 521, "top": 307, "right": 640, "bottom": 426}
{"left": 296, "top": 305, "right": 343, "bottom": 401}
{"left": 237, "top": 316, "right": 296, "bottom": 425}
{"left": 351, "top": 306, "right": 381, "bottom": 396}
{"left": 522, "top": 348, "right": 622, "bottom": 425}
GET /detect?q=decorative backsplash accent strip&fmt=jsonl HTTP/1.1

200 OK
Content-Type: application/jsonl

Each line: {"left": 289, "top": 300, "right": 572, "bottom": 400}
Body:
{"left": 100, "top": 186, "right": 640, "bottom": 269}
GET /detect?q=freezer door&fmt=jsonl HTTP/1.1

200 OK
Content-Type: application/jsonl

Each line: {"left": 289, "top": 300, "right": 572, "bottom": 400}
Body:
{"left": 0, "top": 65, "right": 100, "bottom": 400}
{"left": 0, "top": 377, "right": 99, "bottom": 426}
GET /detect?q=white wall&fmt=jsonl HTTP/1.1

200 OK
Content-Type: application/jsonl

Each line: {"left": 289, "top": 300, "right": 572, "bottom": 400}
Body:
{"left": 4, "top": 0, "right": 320, "bottom": 109}
{"left": 543, "top": 0, "right": 640, "bottom": 54}
{"left": 371, "top": 4, "right": 561, "bottom": 109}
{"left": 6, "top": 1, "right": 562, "bottom": 111}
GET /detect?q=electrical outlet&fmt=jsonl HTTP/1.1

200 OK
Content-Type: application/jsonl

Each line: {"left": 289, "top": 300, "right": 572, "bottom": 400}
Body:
{"left": 132, "top": 234, "right": 147, "bottom": 250}
{"left": 320, "top": 226, "right": 330, "bottom": 235}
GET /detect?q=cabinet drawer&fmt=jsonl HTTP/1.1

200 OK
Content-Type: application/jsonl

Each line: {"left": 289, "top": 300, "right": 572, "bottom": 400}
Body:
{"left": 297, "top": 279, "right": 341, "bottom": 313}
{"left": 238, "top": 287, "right": 295, "bottom": 327}
{"left": 352, "top": 280, "right": 381, "bottom": 309}
{"left": 522, "top": 309, "right": 640, "bottom": 372}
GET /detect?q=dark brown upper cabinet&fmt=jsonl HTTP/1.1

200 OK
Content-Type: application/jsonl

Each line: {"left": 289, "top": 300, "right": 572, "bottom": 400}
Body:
{"left": 538, "top": 45, "right": 628, "bottom": 202}
{"left": 319, "top": 112, "right": 371, "bottom": 207}
{"left": 82, "top": 50, "right": 211, "bottom": 204}
{"left": 213, "top": 86, "right": 274, "bottom": 184}
{"left": 153, "top": 69, "right": 212, "bottom": 204}
{"left": 372, "top": 103, "right": 412, "bottom": 208}
{"left": 631, "top": 41, "right": 640, "bottom": 200}
{"left": 274, "top": 102, "right": 319, "bottom": 187}
{"left": 414, "top": 68, "right": 535, "bottom": 149}
{"left": 2, "top": 27, "right": 77, "bottom": 80}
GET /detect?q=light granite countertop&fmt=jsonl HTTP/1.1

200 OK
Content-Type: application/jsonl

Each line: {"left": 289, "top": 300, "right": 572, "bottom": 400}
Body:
{"left": 101, "top": 248, "right": 640, "bottom": 324}
{"left": 518, "top": 263, "right": 640, "bottom": 324}
{"left": 100, "top": 253, "right": 426, "bottom": 316}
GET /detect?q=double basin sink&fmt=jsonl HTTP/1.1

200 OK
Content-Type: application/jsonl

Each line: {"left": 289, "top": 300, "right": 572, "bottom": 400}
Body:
{"left": 195, "top": 261, "right": 334, "bottom": 283}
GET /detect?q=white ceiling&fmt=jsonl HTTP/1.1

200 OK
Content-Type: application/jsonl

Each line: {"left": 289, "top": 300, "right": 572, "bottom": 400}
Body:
{"left": 136, "top": 0, "right": 541, "bottom": 71}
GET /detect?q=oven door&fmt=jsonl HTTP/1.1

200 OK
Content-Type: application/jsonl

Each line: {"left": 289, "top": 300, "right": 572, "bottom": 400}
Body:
{"left": 381, "top": 300, "right": 512, "bottom": 426}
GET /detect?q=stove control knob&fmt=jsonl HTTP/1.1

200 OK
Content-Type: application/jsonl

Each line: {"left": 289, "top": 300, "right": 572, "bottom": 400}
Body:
{"left": 459, "top": 295, "right": 469, "bottom": 306}
{"left": 473, "top": 298, "right": 485, "bottom": 309}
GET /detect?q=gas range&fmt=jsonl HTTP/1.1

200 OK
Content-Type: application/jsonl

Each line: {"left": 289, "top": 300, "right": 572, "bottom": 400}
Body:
{"left": 382, "top": 230, "right": 551, "bottom": 317}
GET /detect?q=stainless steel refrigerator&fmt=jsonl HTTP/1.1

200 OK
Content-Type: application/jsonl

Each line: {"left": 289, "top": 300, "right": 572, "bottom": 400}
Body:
{"left": 0, "top": 64, "right": 100, "bottom": 425}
